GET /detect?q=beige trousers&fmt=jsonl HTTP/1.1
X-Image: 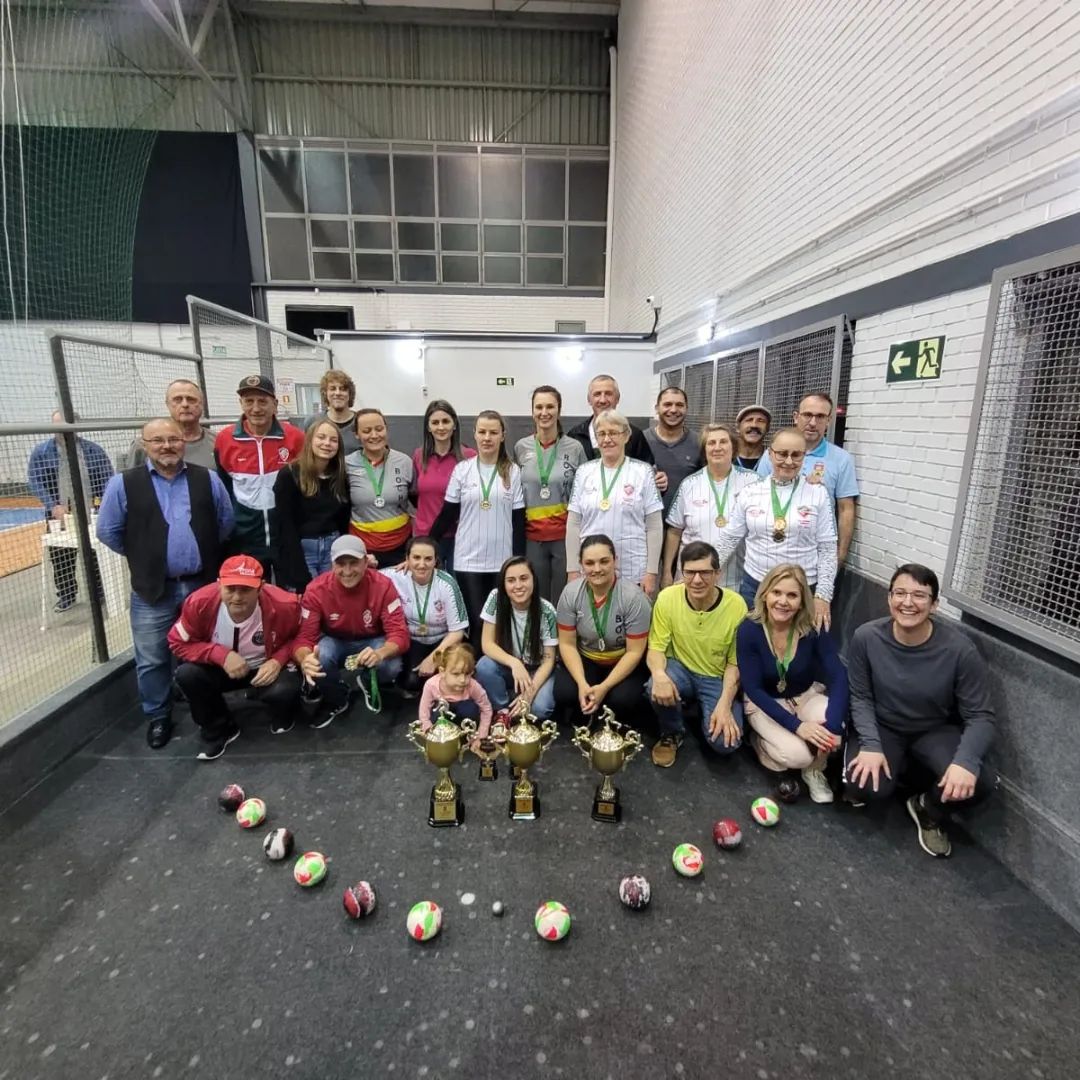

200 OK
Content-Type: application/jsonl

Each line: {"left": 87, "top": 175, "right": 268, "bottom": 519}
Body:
{"left": 745, "top": 682, "right": 831, "bottom": 772}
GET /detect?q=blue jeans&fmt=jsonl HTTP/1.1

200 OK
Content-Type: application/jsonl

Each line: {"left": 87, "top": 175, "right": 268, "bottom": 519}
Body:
{"left": 739, "top": 572, "right": 761, "bottom": 609}
{"left": 646, "top": 657, "right": 744, "bottom": 754}
{"left": 130, "top": 579, "right": 201, "bottom": 720}
{"left": 301, "top": 534, "right": 339, "bottom": 580}
{"left": 474, "top": 655, "right": 556, "bottom": 720}
{"left": 318, "top": 634, "right": 403, "bottom": 706}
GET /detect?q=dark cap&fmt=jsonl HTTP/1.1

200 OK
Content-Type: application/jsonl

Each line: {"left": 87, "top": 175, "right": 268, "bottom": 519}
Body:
{"left": 237, "top": 374, "right": 275, "bottom": 397}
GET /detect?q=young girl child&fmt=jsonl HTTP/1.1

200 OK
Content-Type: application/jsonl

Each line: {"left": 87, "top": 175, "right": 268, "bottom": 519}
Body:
{"left": 418, "top": 643, "right": 493, "bottom": 737}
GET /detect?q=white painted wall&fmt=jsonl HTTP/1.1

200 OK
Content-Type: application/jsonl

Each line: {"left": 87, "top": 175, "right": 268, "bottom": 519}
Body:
{"left": 843, "top": 286, "right": 990, "bottom": 613}
{"left": 610, "top": 0, "right": 1080, "bottom": 357}
{"left": 264, "top": 289, "right": 606, "bottom": 334}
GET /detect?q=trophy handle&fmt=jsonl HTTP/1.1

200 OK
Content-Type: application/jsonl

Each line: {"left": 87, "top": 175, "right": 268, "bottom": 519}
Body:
{"left": 457, "top": 717, "right": 478, "bottom": 760}
{"left": 538, "top": 717, "right": 559, "bottom": 751}
{"left": 620, "top": 727, "right": 644, "bottom": 768}
{"left": 404, "top": 718, "right": 428, "bottom": 757}
{"left": 433, "top": 698, "right": 456, "bottom": 724}
{"left": 571, "top": 726, "right": 593, "bottom": 761}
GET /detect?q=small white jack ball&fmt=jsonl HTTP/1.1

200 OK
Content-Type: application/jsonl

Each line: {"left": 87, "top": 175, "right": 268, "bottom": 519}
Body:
{"left": 491, "top": 900, "right": 505, "bottom": 917}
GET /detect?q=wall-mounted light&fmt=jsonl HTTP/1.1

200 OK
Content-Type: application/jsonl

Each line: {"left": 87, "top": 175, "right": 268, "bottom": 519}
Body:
{"left": 394, "top": 338, "right": 426, "bottom": 376}
{"left": 556, "top": 345, "right": 584, "bottom": 371}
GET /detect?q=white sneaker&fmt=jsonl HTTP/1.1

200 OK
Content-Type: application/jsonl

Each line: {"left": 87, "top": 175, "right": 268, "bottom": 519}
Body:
{"left": 801, "top": 766, "right": 834, "bottom": 804}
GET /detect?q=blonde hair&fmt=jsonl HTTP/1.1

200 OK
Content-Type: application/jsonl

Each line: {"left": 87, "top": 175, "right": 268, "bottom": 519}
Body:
{"left": 594, "top": 408, "right": 630, "bottom": 434}
{"left": 699, "top": 422, "right": 737, "bottom": 456}
{"left": 749, "top": 564, "right": 815, "bottom": 639}
{"left": 320, "top": 370, "right": 356, "bottom": 408}
{"left": 438, "top": 642, "right": 476, "bottom": 675}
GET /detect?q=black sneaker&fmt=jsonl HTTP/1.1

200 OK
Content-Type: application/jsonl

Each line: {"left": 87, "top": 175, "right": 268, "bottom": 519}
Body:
{"left": 310, "top": 699, "right": 350, "bottom": 730}
{"left": 270, "top": 716, "right": 295, "bottom": 735}
{"left": 196, "top": 724, "right": 240, "bottom": 761}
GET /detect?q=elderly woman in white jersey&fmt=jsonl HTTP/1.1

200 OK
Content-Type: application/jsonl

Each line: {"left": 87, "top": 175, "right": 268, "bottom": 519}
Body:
{"left": 566, "top": 409, "right": 664, "bottom": 598}
{"left": 713, "top": 428, "right": 837, "bottom": 630}
{"left": 344, "top": 407, "right": 415, "bottom": 569}
{"left": 384, "top": 535, "right": 470, "bottom": 695}
{"left": 430, "top": 409, "right": 526, "bottom": 642}
{"left": 661, "top": 422, "right": 761, "bottom": 592}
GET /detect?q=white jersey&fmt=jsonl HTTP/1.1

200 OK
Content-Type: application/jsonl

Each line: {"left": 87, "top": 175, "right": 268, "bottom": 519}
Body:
{"left": 713, "top": 478, "right": 838, "bottom": 599}
{"left": 480, "top": 589, "right": 558, "bottom": 665}
{"left": 567, "top": 457, "right": 663, "bottom": 584}
{"left": 666, "top": 467, "right": 762, "bottom": 589}
{"left": 444, "top": 457, "right": 525, "bottom": 573}
{"left": 385, "top": 568, "right": 469, "bottom": 646}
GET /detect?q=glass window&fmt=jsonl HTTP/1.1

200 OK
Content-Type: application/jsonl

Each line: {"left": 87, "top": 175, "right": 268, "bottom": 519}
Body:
{"left": 484, "top": 256, "right": 521, "bottom": 285}
{"left": 441, "top": 223, "right": 478, "bottom": 252}
{"left": 527, "top": 225, "right": 563, "bottom": 254}
{"left": 311, "top": 219, "right": 349, "bottom": 249}
{"left": 349, "top": 154, "right": 391, "bottom": 216}
{"left": 483, "top": 224, "right": 521, "bottom": 254}
{"left": 437, "top": 154, "right": 478, "bottom": 219}
{"left": 353, "top": 220, "right": 393, "bottom": 250}
{"left": 313, "top": 251, "right": 352, "bottom": 280}
{"left": 398, "top": 221, "right": 436, "bottom": 251}
{"left": 526, "top": 257, "right": 563, "bottom": 286}
{"left": 304, "top": 151, "right": 347, "bottom": 214}
{"left": 442, "top": 255, "right": 480, "bottom": 284}
{"left": 266, "top": 218, "right": 310, "bottom": 280}
{"left": 567, "top": 225, "right": 605, "bottom": 287}
{"left": 481, "top": 155, "right": 521, "bottom": 219}
{"left": 260, "top": 148, "right": 304, "bottom": 213}
{"left": 394, "top": 155, "right": 435, "bottom": 217}
{"left": 568, "top": 160, "right": 609, "bottom": 222}
{"left": 400, "top": 253, "right": 437, "bottom": 282}
{"left": 355, "top": 252, "right": 395, "bottom": 281}
{"left": 525, "top": 159, "right": 566, "bottom": 220}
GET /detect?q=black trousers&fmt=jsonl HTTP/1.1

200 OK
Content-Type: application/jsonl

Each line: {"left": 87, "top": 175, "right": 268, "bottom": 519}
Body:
{"left": 553, "top": 653, "right": 649, "bottom": 727}
{"left": 372, "top": 542, "right": 409, "bottom": 570}
{"left": 400, "top": 639, "right": 440, "bottom": 693}
{"left": 842, "top": 723, "right": 996, "bottom": 823}
{"left": 174, "top": 662, "right": 301, "bottom": 738}
{"left": 50, "top": 547, "right": 102, "bottom": 604}
{"left": 456, "top": 571, "right": 498, "bottom": 645}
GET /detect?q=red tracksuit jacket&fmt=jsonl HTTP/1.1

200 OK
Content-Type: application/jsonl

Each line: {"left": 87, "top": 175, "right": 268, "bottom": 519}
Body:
{"left": 296, "top": 569, "right": 410, "bottom": 653}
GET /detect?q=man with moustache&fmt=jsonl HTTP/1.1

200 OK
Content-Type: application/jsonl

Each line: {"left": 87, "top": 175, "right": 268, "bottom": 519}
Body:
{"left": 734, "top": 405, "right": 771, "bottom": 470}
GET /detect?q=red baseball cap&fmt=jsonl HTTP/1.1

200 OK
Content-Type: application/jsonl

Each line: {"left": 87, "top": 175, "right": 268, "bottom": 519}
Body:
{"left": 218, "top": 555, "right": 264, "bottom": 587}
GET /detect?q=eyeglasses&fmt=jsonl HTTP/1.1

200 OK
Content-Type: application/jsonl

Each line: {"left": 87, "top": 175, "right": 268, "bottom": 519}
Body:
{"left": 889, "top": 589, "right": 933, "bottom": 603}
{"left": 772, "top": 450, "right": 805, "bottom": 461}
{"left": 596, "top": 431, "right": 624, "bottom": 442}
{"left": 798, "top": 411, "right": 830, "bottom": 422}
{"left": 683, "top": 568, "right": 717, "bottom": 579}
{"left": 143, "top": 437, "right": 184, "bottom": 447}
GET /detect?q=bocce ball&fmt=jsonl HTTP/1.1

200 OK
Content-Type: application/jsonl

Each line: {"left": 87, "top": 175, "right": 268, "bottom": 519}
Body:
{"left": 407, "top": 900, "right": 443, "bottom": 941}
{"left": 534, "top": 901, "right": 571, "bottom": 941}
{"left": 712, "top": 818, "right": 742, "bottom": 849}
{"left": 293, "top": 851, "right": 327, "bottom": 887}
{"left": 618, "top": 875, "right": 651, "bottom": 910}
{"left": 776, "top": 777, "right": 801, "bottom": 804}
{"left": 491, "top": 901, "right": 505, "bottom": 917}
{"left": 263, "top": 828, "right": 294, "bottom": 861}
{"left": 672, "top": 843, "right": 703, "bottom": 877}
{"left": 751, "top": 796, "right": 781, "bottom": 827}
{"left": 343, "top": 881, "right": 377, "bottom": 920}
{"left": 235, "top": 797, "right": 266, "bottom": 828}
{"left": 218, "top": 783, "right": 245, "bottom": 813}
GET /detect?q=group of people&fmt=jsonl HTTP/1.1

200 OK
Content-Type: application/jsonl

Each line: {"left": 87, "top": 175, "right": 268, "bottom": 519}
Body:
{"left": 30, "top": 368, "right": 996, "bottom": 859}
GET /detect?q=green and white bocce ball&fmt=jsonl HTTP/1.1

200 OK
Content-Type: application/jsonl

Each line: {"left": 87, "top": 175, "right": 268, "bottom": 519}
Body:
{"left": 293, "top": 851, "right": 328, "bottom": 887}
{"left": 235, "top": 797, "right": 266, "bottom": 829}
{"left": 407, "top": 900, "right": 443, "bottom": 941}
{"left": 750, "top": 796, "right": 781, "bottom": 827}
{"left": 534, "top": 901, "right": 571, "bottom": 941}
{"left": 672, "top": 843, "right": 703, "bottom": 877}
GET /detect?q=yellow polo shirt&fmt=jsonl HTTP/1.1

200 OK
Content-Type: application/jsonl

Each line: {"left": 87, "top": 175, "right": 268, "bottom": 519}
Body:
{"left": 647, "top": 584, "right": 747, "bottom": 677}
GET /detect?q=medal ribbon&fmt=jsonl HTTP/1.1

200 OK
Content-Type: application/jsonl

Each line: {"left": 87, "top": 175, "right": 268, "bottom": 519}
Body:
{"left": 599, "top": 461, "right": 624, "bottom": 505}
{"left": 774, "top": 625, "right": 796, "bottom": 684}
{"left": 477, "top": 461, "right": 497, "bottom": 504}
{"left": 534, "top": 438, "right": 558, "bottom": 490}
{"left": 511, "top": 612, "right": 531, "bottom": 661}
{"left": 361, "top": 455, "right": 387, "bottom": 501}
{"left": 708, "top": 471, "right": 731, "bottom": 521}
{"left": 412, "top": 579, "right": 432, "bottom": 628}
{"left": 588, "top": 586, "right": 615, "bottom": 647}
{"left": 769, "top": 479, "right": 798, "bottom": 526}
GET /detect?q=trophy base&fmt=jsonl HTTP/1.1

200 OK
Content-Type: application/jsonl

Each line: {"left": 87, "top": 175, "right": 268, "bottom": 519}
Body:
{"left": 509, "top": 783, "right": 540, "bottom": 821}
{"left": 591, "top": 783, "right": 621, "bottom": 824}
{"left": 429, "top": 789, "right": 465, "bottom": 828}
{"left": 478, "top": 760, "right": 498, "bottom": 782}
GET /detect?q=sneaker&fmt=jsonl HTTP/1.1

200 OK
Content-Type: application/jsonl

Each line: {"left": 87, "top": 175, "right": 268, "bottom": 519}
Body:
{"left": 270, "top": 716, "right": 295, "bottom": 735}
{"left": 651, "top": 733, "right": 683, "bottom": 768}
{"left": 310, "top": 699, "right": 350, "bottom": 730}
{"left": 801, "top": 766, "right": 834, "bottom": 804}
{"left": 196, "top": 724, "right": 240, "bottom": 761}
{"left": 906, "top": 794, "right": 952, "bottom": 858}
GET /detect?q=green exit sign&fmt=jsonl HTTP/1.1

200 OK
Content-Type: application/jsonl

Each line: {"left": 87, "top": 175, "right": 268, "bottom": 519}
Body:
{"left": 887, "top": 336, "right": 945, "bottom": 382}
{"left": 496, "top": 377, "right": 515, "bottom": 386}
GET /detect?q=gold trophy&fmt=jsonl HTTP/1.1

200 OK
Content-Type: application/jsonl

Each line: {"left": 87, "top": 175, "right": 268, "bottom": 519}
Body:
{"left": 405, "top": 700, "right": 477, "bottom": 827}
{"left": 506, "top": 711, "right": 558, "bottom": 820}
{"left": 472, "top": 711, "right": 509, "bottom": 781}
{"left": 571, "top": 706, "right": 643, "bottom": 823}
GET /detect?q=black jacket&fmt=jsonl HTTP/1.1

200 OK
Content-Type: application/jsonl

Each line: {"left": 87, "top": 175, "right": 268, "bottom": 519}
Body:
{"left": 565, "top": 419, "right": 655, "bottom": 465}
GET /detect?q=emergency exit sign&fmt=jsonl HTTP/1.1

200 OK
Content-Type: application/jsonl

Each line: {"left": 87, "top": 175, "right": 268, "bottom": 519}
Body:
{"left": 887, "top": 336, "right": 945, "bottom": 382}
{"left": 497, "top": 377, "right": 515, "bottom": 386}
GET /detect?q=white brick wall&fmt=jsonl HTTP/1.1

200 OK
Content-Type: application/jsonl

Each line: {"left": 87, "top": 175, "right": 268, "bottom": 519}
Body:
{"left": 264, "top": 289, "right": 605, "bottom": 334}
{"left": 844, "top": 286, "right": 990, "bottom": 610}
{"left": 609, "top": 0, "right": 1080, "bottom": 355}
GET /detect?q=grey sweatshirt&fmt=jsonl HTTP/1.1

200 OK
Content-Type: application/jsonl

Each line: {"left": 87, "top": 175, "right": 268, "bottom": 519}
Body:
{"left": 847, "top": 616, "right": 996, "bottom": 774}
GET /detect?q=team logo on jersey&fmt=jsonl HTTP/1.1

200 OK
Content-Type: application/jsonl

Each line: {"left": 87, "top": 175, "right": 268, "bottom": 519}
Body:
{"left": 278, "top": 447, "right": 290, "bottom": 461}
{"left": 363, "top": 609, "right": 374, "bottom": 626}
{"left": 253, "top": 630, "right": 264, "bottom": 645}
{"left": 329, "top": 612, "right": 341, "bottom": 622}
{"left": 797, "top": 506, "right": 814, "bottom": 523}
{"left": 747, "top": 507, "right": 765, "bottom": 517}
{"left": 623, "top": 485, "right": 635, "bottom": 496}
{"left": 806, "top": 463, "right": 826, "bottom": 484}
{"left": 692, "top": 497, "right": 709, "bottom": 507}
{"left": 434, "top": 600, "right": 444, "bottom": 613}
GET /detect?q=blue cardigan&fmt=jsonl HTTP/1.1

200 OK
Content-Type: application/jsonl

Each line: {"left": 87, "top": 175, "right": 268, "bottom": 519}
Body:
{"left": 735, "top": 620, "right": 849, "bottom": 735}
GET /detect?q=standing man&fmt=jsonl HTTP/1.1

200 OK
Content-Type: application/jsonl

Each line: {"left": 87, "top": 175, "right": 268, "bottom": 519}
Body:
{"left": 646, "top": 541, "right": 748, "bottom": 767}
{"left": 97, "top": 418, "right": 234, "bottom": 749}
{"left": 294, "top": 536, "right": 409, "bottom": 727}
{"left": 27, "top": 411, "right": 113, "bottom": 612}
{"left": 757, "top": 392, "right": 858, "bottom": 566}
{"left": 734, "top": 405, "right": 771, "bottom": 470}
{"left": 168, "top": 555, "right": 303, "bottom": 760}
{"left": 644, "top": 386, "right": 702, "bottom": 517}
{"left": 128, "top": 379, "right": 215, "bottom": 470}
{"left": 214, "top": 374, "right": 304, "bottom": 572}
{"left": 566, "top": 374, "right": 664, "bottom": 481}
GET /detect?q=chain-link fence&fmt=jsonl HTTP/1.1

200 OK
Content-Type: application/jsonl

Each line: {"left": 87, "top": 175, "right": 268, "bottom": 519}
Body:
{"left": 187, "top": 296, "right": 333, "bottom": 422}
{"left": 0, "top": 333, "right": 207, "bottom": 731}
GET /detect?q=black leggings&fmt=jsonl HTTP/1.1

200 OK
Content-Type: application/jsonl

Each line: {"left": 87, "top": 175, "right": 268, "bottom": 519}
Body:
{"left": 553, "top": 653, "right": 649, "bottom": 727}
{"left": 455, "top": 571, "right": 498, "bottom": 645}
{"left": 400, "top": 639, "right": 440, "bottom": 693}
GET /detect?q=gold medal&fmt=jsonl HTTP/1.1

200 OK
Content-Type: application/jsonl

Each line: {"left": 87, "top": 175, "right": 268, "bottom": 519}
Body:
{"left": 715, "top": 515, "right": 727, "bottom": 528}
{"left": 777, "top": 678, "right": 787, "bottom": 693}
{"left": 774, "top": 516, "right": 787, "bottom": 531}
{"left": 599, "top": 498, "right": 611, "bottom": 511}
{"left": 418, "top": 622, "right": 428, "bottom": 636}
{"left": 480, "top": 499, "right": 491, "bottom": 511}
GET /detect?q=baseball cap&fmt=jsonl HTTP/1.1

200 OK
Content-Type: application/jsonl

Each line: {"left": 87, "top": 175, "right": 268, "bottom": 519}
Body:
{"left": 218, "top": 554, "right": 264, "bottom": 587}
{"left": 331, "top": 535, "right": 368, "bottom": 562}
{"left": 735, "top": 404, "right": 772, "bottom": 425}
{"left": 237, "top": 374, "right": 276, "bottom": 397}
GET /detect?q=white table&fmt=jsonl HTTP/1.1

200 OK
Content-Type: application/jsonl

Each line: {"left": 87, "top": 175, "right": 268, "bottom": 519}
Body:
{"left": 40, "top": 529, "right": 129, "bottom": 630}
